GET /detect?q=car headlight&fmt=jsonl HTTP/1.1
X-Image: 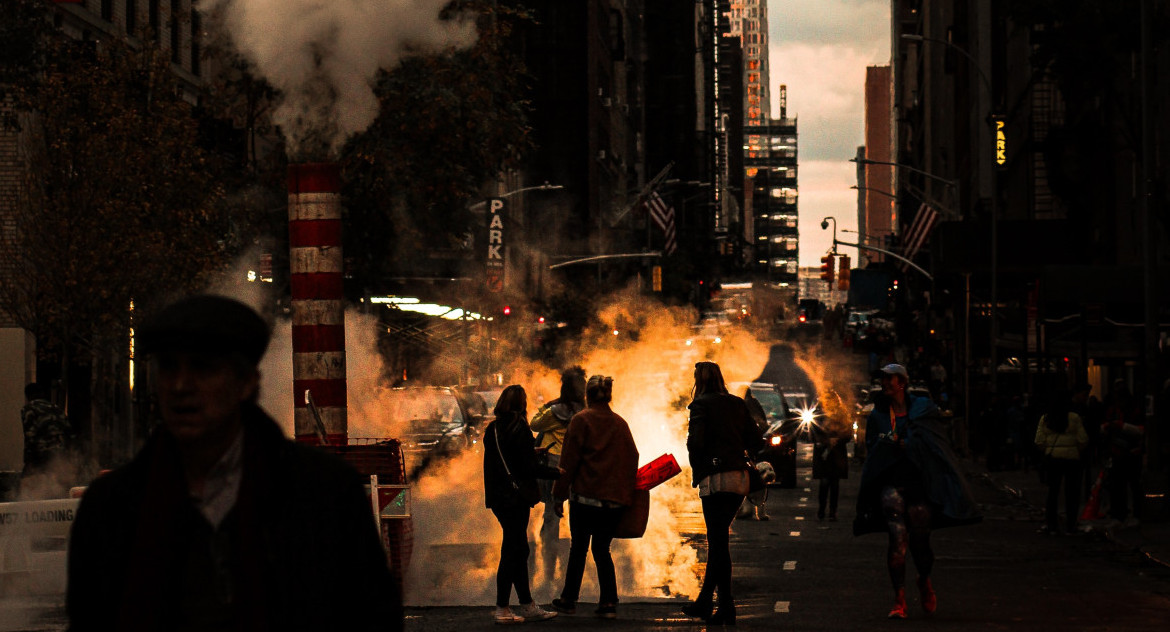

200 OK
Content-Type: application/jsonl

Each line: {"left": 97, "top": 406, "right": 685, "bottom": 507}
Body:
{"left": 770, "top": 435, "right": 782, "bottom": 446}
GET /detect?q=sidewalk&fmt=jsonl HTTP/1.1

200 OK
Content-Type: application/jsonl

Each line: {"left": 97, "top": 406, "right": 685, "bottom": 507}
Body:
{"left": 964, "top": 454, "right": 1170, "bottom": 572}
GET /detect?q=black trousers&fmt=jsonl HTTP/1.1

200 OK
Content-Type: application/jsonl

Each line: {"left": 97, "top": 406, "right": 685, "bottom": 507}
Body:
{"left": 1045, "top": 457, "right": 1082, "bottom": 531}
{"left": 698, "top": 492, "right": 744, "bottom": 607}
{"left": 818, "top": 477, "right": 840, "bottom": 517}
{"left": 561, "top": 501, "right": 623, "bottom": 605}
{"left": 492, "top": 505, "right": 533, "bottom": 607}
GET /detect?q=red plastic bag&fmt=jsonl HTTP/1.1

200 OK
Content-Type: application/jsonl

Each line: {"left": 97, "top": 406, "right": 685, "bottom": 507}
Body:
{"left": 635, "top": 454, "right": 682, "bottom": 491}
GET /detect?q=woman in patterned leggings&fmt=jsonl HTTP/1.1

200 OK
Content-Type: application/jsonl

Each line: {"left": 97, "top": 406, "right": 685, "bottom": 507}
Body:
{"left": 853, "top": 364, "right": 981, "bottom": 619}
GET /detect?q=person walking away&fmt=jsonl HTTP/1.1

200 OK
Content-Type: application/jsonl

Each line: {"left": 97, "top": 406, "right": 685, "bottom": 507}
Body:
{"left": 530, "top": 366, "right": 586, "bottom": 584}
{"left": 1034, "top": 392, "right": 1089, "bottom": 535}
{"left": 20, "top": 382, "right": 75, "bottom": 498}
{"left": 681, "top": 361, "right": 765, "bottom": 625}
{"left": 1102, "top": 380, "right": 1145, "bottom": 524}
{"left": 853, "top": 364, "right": 981, "bottom": 619}
{"left": 66, "top": 294, "right": 401, "bottom": 632}
{"left": 812, "top": 422, "right": 850, "bottom": 521}
{"left": 483, "top": 384, "right": 562, "bottom": 624}
{"left": 550, "top": 375, "right": 638, "bottom": 619}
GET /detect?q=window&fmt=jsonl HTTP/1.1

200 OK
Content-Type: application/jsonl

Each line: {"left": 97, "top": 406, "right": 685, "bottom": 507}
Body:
{"left": 170, "top": 0, "right": 181, "bottom": 64}
{"left": 190, "top": 8, "right": 200, "bottom": 76}
{"left": 126, "top": 0, "right": 137, "bottom": 33}
{"left": 101, "top": 0, "right": 114, "bottom": 21}
{"left": 149, "top": 0, "right": 159, "bottom": 40}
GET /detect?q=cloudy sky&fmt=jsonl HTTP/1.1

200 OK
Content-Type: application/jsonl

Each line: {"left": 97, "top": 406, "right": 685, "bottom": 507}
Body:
{"left": 767, "top": 0, "right": 891, "bottom": 266}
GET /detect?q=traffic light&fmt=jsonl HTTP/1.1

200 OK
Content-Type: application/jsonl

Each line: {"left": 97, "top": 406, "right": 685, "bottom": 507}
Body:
{"left": 837, "top": 255, "right": 851, "bottom": 291}
{"left": 819, "top": 254, "right": 834, "bottom": 285}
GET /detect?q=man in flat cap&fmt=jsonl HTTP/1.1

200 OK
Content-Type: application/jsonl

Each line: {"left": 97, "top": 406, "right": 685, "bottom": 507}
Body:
{"left": 66, "top": 294, "right": 401, "bottom": 632}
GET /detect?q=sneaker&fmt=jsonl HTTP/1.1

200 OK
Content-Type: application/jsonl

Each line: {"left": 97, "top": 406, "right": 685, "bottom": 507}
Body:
{"left": 888, "top": 588, "right": 907, "bottom": 619}
{"left": 918, "top": 577, "right": 937, "bottom": 614}
{"left": 494, "top": 607, "right": 524, "bottom": 625}
{"left": 515, "top": 602, "right": 557, "bottom": 622}
{"left": 550, "top": 598, "right": 576, "bottom": 615}
{"left": 595, "top": 604, "right": 617, "bottom": 619}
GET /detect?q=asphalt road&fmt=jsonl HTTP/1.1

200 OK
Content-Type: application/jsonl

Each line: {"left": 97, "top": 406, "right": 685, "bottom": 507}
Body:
{"left": 406, "top": 443, "right": 1170, "bottom": 631}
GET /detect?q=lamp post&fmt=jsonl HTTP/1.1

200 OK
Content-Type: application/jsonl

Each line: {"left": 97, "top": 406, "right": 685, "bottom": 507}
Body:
{"left": 901, "top": 32, "right": 1001, "bottom": 394}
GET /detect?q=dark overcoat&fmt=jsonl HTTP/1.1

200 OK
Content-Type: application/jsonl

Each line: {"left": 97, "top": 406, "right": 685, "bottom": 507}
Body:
{"left": 67, "top": 404, "right": 401, "bottom": 632}
{"left": 687, "top": 392, "right": 765, "bottom": 486}
{"left": 853, "top": 394, "right": 981, "bottom": 535}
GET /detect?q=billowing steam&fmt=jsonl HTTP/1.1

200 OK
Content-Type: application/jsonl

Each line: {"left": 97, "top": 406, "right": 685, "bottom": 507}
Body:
{"left": 199, "top": 0, "right": 478, "bottom": 159}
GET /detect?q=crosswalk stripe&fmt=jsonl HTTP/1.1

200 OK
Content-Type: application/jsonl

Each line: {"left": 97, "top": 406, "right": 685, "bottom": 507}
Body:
{"left": 783, "top": 561, "right": 797, "bottom": 570}
{"left": 774, "top": 601, "right": 790, "bottom": 613}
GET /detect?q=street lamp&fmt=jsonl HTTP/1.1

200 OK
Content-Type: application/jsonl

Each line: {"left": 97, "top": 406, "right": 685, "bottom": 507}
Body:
{"left": 467, "top": 182, "right": 564, "bottom": 211}
{"left": 902, "top": 32, "right": 1001, "bottom": 393}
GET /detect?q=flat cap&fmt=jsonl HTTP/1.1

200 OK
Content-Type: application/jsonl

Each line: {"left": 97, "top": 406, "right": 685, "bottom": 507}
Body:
{"left": 138, "top": 295, "right": 270, "bottom": 365}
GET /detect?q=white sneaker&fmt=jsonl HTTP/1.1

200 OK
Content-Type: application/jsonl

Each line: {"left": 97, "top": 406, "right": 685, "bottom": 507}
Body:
{"left": 514, "top": 602, "right": 558, "bottom": 622}
{"left": 494, "top": 606, "right": 525, "bottom": 624}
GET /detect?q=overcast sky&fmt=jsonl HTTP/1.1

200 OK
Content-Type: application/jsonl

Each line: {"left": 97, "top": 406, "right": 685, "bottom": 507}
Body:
{"left": 768, "top": 0, "right": 891, "bottom": 267}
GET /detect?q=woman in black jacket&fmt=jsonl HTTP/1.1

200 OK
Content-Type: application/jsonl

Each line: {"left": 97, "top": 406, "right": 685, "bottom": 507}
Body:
{"left": 682, "top": 362, "right": 764, "bottom": 625}
{"left": 483, "top": 384, "right": 561, "bottom": 624}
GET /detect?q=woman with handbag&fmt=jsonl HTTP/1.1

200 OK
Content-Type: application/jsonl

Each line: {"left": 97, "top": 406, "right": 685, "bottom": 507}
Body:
{"left": 1034, "top": 391, "right": 1088, "bottom": 535}
{"left": 550, "top": 375, "right": 639, "bottom": 620}
{"left": 483, "top": 385, "right": 562, "bottom": 624}
{"left": 681, "top": 361, "right": 764, "bottom": 625}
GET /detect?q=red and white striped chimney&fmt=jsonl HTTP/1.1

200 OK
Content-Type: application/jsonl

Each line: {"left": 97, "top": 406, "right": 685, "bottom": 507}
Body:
{"left": 288, "top": 163, "right": 347, "bottom": 445}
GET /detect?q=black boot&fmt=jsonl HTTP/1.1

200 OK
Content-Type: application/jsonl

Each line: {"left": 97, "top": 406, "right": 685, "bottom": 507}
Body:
{"left": 681, "top": 598, "right": 713, "bottom": 620}
{"left": 709, "top": 603, "right": 736, "bottom": 625}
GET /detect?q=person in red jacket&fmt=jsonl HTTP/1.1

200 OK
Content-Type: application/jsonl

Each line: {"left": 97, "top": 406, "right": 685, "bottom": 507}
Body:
{"left": 550, "top": 375, "right": 639, "bottom": 619}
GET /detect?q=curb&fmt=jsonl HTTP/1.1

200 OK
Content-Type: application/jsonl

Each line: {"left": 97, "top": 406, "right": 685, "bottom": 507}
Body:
{"left": 977, "top": 467, "right": 1170, "bottom": 573}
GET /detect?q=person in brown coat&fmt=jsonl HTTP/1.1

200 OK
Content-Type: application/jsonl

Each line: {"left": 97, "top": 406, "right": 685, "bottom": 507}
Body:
{"left": 550, "top": 375, "right": 639, "bottom": 619}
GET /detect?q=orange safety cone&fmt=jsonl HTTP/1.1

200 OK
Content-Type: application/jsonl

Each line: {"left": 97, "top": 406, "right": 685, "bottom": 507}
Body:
{"left": 1080, "top": 469, "right": 1107, "bottom": 521}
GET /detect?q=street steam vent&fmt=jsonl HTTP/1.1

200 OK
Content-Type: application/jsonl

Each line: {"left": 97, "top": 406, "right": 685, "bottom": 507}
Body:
{"left": 200, "top": 0, "right": 477, "bottom": 158}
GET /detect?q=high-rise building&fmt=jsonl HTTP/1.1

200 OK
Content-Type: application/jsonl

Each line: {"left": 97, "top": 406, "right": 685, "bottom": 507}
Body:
{"left": 862, "top": 65, "right": 894, "bottom": 265}
{"left": 745, "top": 93, "right": 799, "bottom": 286}
{"left": 725, "top": 0, "right": 771, "bottom": 128}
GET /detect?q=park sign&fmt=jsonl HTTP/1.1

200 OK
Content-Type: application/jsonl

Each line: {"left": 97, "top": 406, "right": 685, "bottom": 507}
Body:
{"left": 485, "top": 197, "right": 506, "bottom": 293}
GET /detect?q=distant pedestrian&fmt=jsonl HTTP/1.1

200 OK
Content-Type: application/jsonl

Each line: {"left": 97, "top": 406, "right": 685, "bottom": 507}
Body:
{"left": 530, "top": 366, "right": 586, "bottom": 585}
{"left": 854, "top": 364, "right": 981, "bottom": 619}
{"left": 551, "top": 375, "right": 639, "bottom": 619}
{"left": 812, "top": 423, "right": 849, "bottom": 521}
{"left": 736, "top": 388, "right": 773, "bottom": 521}
{"left": 681, "top": 361, "right": 764, "bottom": 625}
{"left": 67, "top": 294, "right": 401, "bottom": 631}
{"left": 1070, "top": 382, "right": 1103, "bottom": 500}
{"left": 20, "top": 382, "right": 75, "bottom": 498}
{"left": 483, "top": 384, "right": 562, "bottom": 624}
{"left": 1102, "top": 380, "right": 1145, "bottom": 524}
{"left": 1034, "top": 391, "right": 1088, "bottom": 535}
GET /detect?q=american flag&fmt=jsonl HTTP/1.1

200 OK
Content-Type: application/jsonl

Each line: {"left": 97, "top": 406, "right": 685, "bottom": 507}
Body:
{"left": 646, "top": 190, "right": 677, "bottom": 255}
{"left": 899, "top": 202, "right": 938, "bottom": 270}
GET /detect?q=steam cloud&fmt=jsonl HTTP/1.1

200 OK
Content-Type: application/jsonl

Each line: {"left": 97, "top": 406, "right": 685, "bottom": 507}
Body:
{"left": 199, "top": 0, "right": 478, "bottom": 159}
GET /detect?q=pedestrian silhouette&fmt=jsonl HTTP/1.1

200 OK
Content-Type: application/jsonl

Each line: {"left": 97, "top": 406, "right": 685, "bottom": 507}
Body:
{"left": 66, "top": 294, "right": 401, "bottom": 631}
{"left": 483, "top": 384, "right": 561, "bottom": 624}
{"left": 681, "top": 361, "right": 764, "bottom": 625}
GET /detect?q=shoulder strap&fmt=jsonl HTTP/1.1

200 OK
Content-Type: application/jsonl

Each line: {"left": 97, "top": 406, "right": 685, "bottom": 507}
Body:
{"left": 493, "top": 424, "right": 516, "bottom": 482}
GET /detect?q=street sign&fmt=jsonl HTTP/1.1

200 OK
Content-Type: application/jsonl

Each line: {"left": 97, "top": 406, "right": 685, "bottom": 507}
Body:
{"left": 484, "top": 197, "right": 506, "bottom": 292}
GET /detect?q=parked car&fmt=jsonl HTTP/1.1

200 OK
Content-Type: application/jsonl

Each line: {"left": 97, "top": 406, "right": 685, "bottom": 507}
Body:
{"left": 380, "top": 386, "right": 490, "bottom": 478}
{"left": 732, "top": 382, "right": 800, "bottom": 488}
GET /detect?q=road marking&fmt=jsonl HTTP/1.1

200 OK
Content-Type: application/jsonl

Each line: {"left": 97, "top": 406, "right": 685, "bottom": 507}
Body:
{"left": 799, "top": 497, "right": 808, "bottom": 502}
{"left": 794, "top": 516, "right": 804, "bottom": 521}
{"left": 789, "top": 531, "right": 801, "bottom": 537}
{"left": 803, "top": 487, "right": 812, "bottom": 492}
{"left": 774, "top": 601, "right": 790, "bottom": 613}
{"left": 783, "top": 561, "right": 797, "bottom": 570}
